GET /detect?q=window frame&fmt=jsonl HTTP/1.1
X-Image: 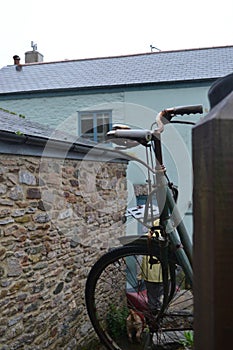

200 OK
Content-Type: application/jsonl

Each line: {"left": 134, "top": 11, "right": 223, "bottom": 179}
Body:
{"left": 78, "top": 110, "right": 112, "bottom": 143}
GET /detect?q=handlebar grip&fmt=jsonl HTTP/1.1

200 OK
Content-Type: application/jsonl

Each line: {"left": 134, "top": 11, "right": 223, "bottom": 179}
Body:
{"left": 168, "top": 105, "right": 203, "bottom": 116}
{"left": 107, "top": 129, "right": 152, "bottom": 144}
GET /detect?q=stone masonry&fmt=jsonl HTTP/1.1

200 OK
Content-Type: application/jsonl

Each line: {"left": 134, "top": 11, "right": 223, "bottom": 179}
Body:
{"left": 0, "top": 154, "right": 127, "bottom": 349}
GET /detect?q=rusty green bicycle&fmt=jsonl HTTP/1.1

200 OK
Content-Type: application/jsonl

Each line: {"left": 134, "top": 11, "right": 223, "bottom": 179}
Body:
{"left": 85, "top": 105, "right": 203, "bottom": 349}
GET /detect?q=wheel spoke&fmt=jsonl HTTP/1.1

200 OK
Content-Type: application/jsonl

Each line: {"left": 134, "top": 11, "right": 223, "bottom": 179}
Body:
{"left": 85, "top": 243, "right": 193, "bottom": 349}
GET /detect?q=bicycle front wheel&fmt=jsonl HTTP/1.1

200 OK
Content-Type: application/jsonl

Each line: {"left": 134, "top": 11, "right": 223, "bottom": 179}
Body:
{"left": 85, "top": 241, "right": 193, "bottom": 350}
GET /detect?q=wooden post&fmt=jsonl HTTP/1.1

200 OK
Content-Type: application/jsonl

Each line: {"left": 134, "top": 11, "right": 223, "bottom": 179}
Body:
{"left": 192, "top": 92, "right": 233, "bottom": 349}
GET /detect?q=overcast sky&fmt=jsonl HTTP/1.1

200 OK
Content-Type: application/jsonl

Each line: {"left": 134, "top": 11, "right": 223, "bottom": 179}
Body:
{"left": 1, "top": 0, "right": 232, "bottom": 68}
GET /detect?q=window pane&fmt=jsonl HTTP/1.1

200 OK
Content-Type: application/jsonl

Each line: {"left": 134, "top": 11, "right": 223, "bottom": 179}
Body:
{"left": 96, "top": 114, "right": 111, "bottom": 142}
{"left": 81, "top": 115, "right": 94, "bottom": 140}
{"left": 79, "top": 111, "right": 111, "bottom": 142}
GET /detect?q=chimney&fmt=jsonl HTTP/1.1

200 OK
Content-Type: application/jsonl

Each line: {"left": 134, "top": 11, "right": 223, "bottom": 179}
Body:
{"left": 25, "top": 41, "right": 44, "bottom": 64}
{"left": 13, "top": 55, "right": 20, "bottom": 65}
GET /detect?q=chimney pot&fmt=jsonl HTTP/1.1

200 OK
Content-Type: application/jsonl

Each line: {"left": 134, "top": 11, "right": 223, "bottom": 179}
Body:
{"left": 13, "top": 55, "right": 20, "bottom": 65}
{"left": 25, "top": 50, "right": 43, "bottom": 64}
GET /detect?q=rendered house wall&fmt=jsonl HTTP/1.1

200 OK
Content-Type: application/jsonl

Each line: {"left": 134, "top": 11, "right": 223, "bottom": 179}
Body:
{"left": 0, "top": 82, "right": 211, "bottom": 237}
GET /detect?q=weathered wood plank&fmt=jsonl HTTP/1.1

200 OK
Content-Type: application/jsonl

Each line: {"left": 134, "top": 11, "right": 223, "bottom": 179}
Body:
{"left": 193, "top": 91, "right": 233, "bottom": 349}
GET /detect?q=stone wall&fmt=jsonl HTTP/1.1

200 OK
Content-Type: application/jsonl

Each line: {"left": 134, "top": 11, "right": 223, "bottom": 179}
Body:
{"left": 0, "top": 154, "right": 127, "bottom": 349}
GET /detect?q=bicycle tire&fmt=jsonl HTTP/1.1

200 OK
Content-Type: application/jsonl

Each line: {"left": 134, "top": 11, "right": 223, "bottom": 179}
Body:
{"left": 85, "top": 241, "right": 193, "bottom": 350}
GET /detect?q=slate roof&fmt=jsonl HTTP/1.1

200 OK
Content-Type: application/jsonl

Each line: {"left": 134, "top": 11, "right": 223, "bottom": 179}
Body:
{"left": 0, "top": 46, "right": 232, "bottom": 94}
{"left": 0, "top": 108, "right": 62, "bottom": 138}
{"left": 0, "top": 108, "right": 129, "bottom": 163}
{"left": 0, "top": 108, "right": 105, "bottom": 146}
{"left": 0, "top": 108, "right": 87, "bottom": 144}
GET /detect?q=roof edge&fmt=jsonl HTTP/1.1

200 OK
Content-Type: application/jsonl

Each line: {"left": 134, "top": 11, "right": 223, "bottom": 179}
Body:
{"left": 0, "top": 130, "right": 129, "bottom": 163}
{"left": 5, "top": 44, "right": 233, "bottom": 67}
{"left": 0, "top": 78, "right": 218, "bottom": 98}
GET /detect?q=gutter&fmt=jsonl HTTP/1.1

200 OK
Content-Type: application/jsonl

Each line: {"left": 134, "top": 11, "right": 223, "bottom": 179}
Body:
{"left": 0, "top": 78, "right": 218, "bottom": 100}
{"left": 0, "top": 130, "right": 129, "bottom": 163}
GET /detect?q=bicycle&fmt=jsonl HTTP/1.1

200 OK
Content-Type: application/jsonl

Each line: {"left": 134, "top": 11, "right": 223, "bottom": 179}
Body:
{"left": 85, "top": 104, "right": 203, "bottom": 350}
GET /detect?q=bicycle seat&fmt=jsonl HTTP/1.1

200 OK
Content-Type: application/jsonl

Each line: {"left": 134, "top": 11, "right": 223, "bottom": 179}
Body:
{"left": 208, "top": 72, "right": 233, "bottom": 109}
{"left": 107, "top": 128, "right": 152, "bottom": 148}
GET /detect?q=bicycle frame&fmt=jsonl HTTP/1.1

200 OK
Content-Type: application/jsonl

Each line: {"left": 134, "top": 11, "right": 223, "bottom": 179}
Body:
{"left": 152, "top": 132, "right": 193, "bottom": 285}
{"left": 107, "top": 105, "right": 202, "bottom": 287}
{"left": 122, "top": 137, "right": 193, "bottom": 285}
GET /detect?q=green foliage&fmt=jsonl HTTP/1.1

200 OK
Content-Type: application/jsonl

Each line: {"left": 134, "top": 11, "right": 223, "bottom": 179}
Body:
{"left": 0, "top": 107, "right": 17, "bottom": 115}
{"left": 15, "top": 131, "right": 24, "bottom": 136}
{"left": 79, "top": 338, "right": 104, "bottom": 349}
{"left": 180, "top": 330, "right": 194, "bottom": 348}
{"left": 0, "top": 107, "right": 26, "bottom": 119}
{"left": 106, "top": 304, "right": 128, "bottom": 340}
{"left": 0, "top": 107, "right": 26, "bottom": 136}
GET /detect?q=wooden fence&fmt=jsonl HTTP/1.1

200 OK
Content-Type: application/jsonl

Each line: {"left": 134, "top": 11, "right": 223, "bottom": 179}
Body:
{"left": 192, "top": 91, "right": 233, "bottom": 349}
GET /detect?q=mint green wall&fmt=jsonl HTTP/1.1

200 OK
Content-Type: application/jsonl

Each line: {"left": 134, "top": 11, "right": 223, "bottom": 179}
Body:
{"left": 0, "top": 92, "right": 124, "bottom": 133}
{"left": 0, "top": 84, "right": 210, "bottom": 129}
{"left": 0, "top": 83, "right": 211, "bottom": 236}
{"left": 123, "top": 85, "right": 210, "bottom": 237}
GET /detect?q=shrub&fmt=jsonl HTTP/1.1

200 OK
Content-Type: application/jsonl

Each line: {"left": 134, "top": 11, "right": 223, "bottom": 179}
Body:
{"left": 106, "top": 304, "right": 128, "bottom": 340}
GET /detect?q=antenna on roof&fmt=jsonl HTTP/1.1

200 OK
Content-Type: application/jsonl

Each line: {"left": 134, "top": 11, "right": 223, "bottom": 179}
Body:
{"left": 150, "top": 45, "right": 161, "bottom": 52}
{"left": 31, "top": 41, "right": 37, "bottom": 51}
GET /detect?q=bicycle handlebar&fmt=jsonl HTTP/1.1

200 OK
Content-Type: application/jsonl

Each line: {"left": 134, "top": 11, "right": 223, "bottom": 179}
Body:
{"left": 154, "top": 104, "right": 203, "bottom": 134}
{"left": 163, "top": 105, "right": 203, "bottom": 119}
{"left": 106, "top": 105, "right": 203, "bottom": 146}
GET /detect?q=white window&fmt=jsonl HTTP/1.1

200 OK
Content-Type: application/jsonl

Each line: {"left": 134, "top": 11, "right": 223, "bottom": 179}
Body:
{"left": 78, "top": 110, "right": 112, "bottom": 142}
